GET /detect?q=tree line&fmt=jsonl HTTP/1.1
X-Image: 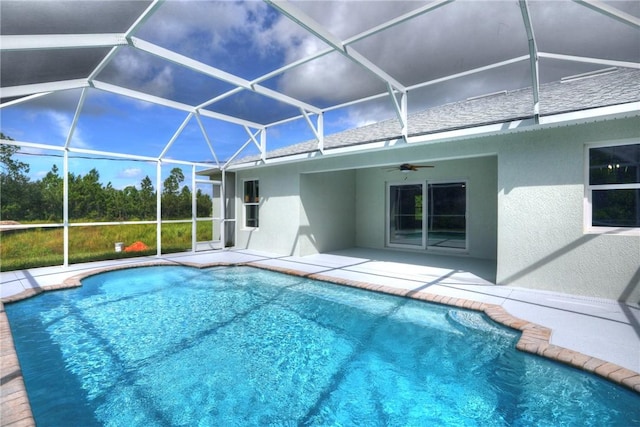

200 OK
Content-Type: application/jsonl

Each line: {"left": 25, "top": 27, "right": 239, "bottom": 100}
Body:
{"left": 1, "top": 137, "right": 212, "bottom": 223}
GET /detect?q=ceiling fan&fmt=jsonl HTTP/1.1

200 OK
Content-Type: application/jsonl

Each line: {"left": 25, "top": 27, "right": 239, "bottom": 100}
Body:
{"left": 387, "top": 163, "right": 435, "bottom": 173}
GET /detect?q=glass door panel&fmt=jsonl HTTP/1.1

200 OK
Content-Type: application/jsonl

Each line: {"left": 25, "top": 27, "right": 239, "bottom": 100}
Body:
{"left": 427, "top": 182, "right": 466, "bottom": 249}
{"left": 388, "top": 183, "right": 425, "bottom": 247}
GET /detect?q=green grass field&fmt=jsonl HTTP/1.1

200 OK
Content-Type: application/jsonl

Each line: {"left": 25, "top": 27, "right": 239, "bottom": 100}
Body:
{"left": 0, "top": 222, "right": 216, "bottom": 271}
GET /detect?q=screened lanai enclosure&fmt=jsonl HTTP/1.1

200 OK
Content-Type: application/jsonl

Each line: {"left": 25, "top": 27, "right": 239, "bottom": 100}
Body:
{"left": 1, "top": 0, "right": 638, "bottom": 269}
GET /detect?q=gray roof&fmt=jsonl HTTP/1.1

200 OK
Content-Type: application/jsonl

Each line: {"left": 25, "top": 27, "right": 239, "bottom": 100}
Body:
{"left": 236, "top": 68, "right": 639, "bottom": 163}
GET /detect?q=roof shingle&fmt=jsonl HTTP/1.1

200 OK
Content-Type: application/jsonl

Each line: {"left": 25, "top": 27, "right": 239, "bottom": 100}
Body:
{"left": 236, "top": 68, "right": 640, "bottom": 163}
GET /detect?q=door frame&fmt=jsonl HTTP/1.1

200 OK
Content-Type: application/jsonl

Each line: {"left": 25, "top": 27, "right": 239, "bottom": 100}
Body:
{"left": 193, "top": 179, "right": 223, "bottom": 251}
{"left": 426, "top": 179, "right": 469, "bottom": 252}
{"left": 385, "top": 181, "right": 427, "bottom": 249}
{"left": 385, "top": 179, "right": 469, "bottom": 252}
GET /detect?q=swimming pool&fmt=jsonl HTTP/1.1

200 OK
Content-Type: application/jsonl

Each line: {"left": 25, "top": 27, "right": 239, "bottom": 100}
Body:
{"left": 6, "top": 265, "right": 640, "bottom": 426}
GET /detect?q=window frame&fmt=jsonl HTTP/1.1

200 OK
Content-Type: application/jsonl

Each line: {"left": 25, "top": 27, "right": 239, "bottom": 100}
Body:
{"left": 242, "top": 178, "right": 259, "bottom": 229}
{"left": 584, "top": 139, "right": 640, "bottom": 235}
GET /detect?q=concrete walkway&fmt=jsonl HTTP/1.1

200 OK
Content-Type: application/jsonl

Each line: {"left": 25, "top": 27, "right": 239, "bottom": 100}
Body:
{"left": 1, "top": 247, "right": 639, "bottom": 425}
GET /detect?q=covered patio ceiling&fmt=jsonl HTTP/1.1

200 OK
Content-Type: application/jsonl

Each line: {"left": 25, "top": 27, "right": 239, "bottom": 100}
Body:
{"left": 1, "top": 0, "right": 639, "bottom": 169}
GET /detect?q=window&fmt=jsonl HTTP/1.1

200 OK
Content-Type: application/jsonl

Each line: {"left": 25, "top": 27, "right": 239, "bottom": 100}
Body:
{"left": 243, "top": 180, "right": 259, "bottom": 228}
{"left": 586, "top": 142, "right": 640, "bottom": 232}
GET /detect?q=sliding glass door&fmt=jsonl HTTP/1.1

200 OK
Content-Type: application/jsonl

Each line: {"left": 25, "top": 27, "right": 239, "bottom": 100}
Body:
{"left": 388, "top": 183, "right": 425, "bottom": 247}
{"left": 427, "top": 182, "right": 467, "bottom": 249}
{"left": 387, "top": 181, "right": 467, "bottom": 251}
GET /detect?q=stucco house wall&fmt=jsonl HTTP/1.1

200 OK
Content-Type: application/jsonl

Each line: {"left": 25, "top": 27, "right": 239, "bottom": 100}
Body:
{"left": 299, "top": 170, "right": 356, "bottom": 256}
{"left": 496, "top": 117, "right": 639, "bottom": 302}
{"left": 234, "top": 164, "right": 302, "bottom": 255}
{"left": 353, "top": 156, "right": 498, "bottom": 260}
{"left": 234, "top": 166, "right": 357, "bottom": 256}
{"left": 233, "top": 115, "right": 638, "bottom": 303}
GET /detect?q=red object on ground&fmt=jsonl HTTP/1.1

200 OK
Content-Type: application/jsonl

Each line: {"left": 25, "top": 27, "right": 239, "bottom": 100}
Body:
{"left": 124, "top": 241, "right": 149, "bottom": 252}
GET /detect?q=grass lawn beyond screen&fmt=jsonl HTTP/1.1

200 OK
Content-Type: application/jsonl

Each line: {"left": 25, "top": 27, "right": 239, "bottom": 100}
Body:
{"left": 0, "top": 222, "right": 215, "bottom": 272}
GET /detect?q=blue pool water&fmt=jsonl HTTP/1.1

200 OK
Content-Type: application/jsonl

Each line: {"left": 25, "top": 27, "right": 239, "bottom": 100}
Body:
{"left": 6, "top": 266, "right": 640, "bottom": 426}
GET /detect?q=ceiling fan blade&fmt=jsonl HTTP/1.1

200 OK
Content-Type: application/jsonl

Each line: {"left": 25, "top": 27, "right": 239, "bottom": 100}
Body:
{"left": 382, "top": 163, "right": 436, "bottom": 172}
{"left": 399, "top": 163, "right": 435, "bottom": 171}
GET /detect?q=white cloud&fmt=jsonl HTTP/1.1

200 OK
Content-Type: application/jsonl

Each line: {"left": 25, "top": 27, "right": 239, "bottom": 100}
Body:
{"left": 46, "top": 111, "right": 90, "bottom": 148}
{"left": 18, "top": 146, "right": 45, "bottom": 156}
{"left": 117, "top": 168, "right": 143, "bottom": 179}
{"left": 110, "top": 49, "right": 175, "bottom": 100}
{"left": 10, "top": 0, "right": 634, "bottom": 150}
{"left": 137, "top": 1, "right": 274, "bottom": 56}
{"left": 329, "top": 100, "right": 397, "bottom": 131}
{"left": 103, "top": 1, "right": 280, "bottom": 106}
{"left": 267, "top": 0, "right": 640, "bottom": 119}
{"left": 271, "top": 2, "right": 416, "bottom": 96}
{"left": 22, "top": 90, "right": 85, "bottom": 115}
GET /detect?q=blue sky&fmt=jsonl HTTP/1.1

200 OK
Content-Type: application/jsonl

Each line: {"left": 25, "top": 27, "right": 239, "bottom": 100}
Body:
{"left": 2, "top": 0, "right": 638, "bottom": 189}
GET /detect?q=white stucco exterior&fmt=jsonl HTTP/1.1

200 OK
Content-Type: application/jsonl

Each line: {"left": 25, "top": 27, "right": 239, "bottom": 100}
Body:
{"left": 232, "top": 115, "right": 639, "bottom": 303}
{"left": 495, "top": 118, "right": 640, "bottom": 302}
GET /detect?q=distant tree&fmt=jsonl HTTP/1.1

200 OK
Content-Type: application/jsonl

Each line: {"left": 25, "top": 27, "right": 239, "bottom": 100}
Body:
{"left": 139, "top": 175, "right": 156, "bottom": 220}
{"left": 179, "top": 185, "right": 192, "bottom": 218}
{"left": 105, "top": 183, "right": 127, "bottom": 221}
{"left": 163, "top": 168, "right": 184, "bottom": 196}
{"left": 122, "top": 185, "right": 140, "bottom": 220}
{"left": 196, "top": 188, "right": 213, "bottom": 218}
{"left": 0, "top": 136, "right": 34, "bottom": 220}
{"left": 0, "top": 136, "right": 30, "bottom": 180}
{"left": 69, "top": 168, "right": 105, "bottom": 220}
{"left": 0, "top": 140, "right": 205, "bottom": 224}
{"left": 162, "top": 168, "right": 186, "bottom": 219}
{"left": 40, "top": 165, "right": 63, "bottom": 222}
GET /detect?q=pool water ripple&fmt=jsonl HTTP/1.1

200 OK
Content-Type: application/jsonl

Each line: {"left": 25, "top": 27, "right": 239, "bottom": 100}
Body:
{"left": 5, "top": 265, "right": 640, "bottom": 426}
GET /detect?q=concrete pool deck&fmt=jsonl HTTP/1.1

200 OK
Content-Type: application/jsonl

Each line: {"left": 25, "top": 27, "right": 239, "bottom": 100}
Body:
{"left": 1, "top": 248, "right": 639, "bottom": 425}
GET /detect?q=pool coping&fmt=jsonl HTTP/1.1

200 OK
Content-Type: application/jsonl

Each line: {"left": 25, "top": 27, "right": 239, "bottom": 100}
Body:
{"left": 2, "top": 261, "right": 639, "bottom": 426}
